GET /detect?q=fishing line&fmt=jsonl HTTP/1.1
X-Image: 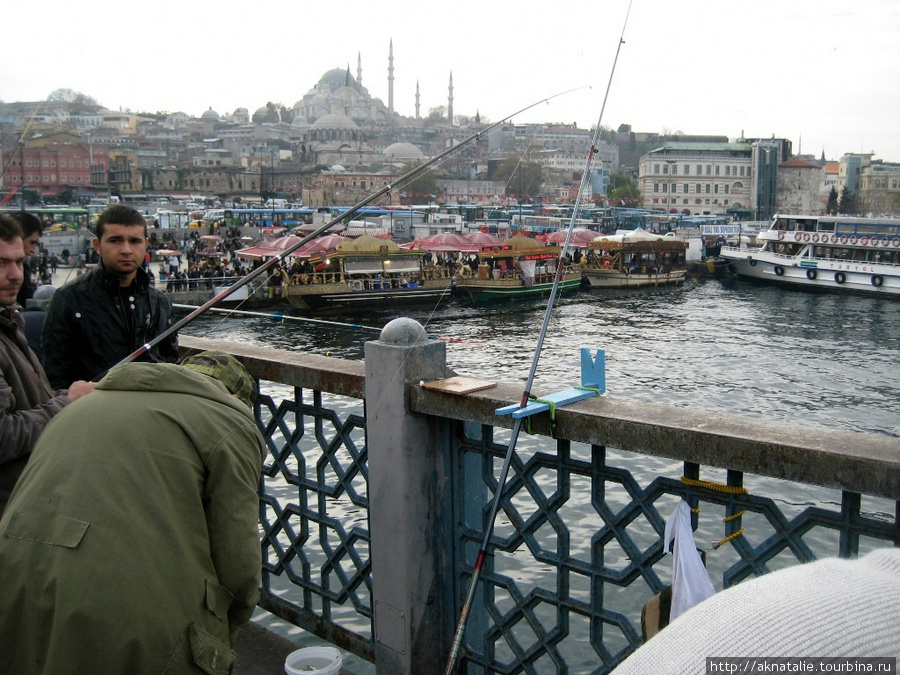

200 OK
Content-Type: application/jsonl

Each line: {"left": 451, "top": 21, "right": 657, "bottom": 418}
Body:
{"left": 443, "top": 3, "right": 632, "bottom": 672}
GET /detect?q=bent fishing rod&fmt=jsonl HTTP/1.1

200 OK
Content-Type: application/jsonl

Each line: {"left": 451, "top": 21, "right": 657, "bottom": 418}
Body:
{"left": 443, "top": 4, "right": 632, "bottom": 673}
{"left": 109, "top": 87, "right": 585, "bottom": 372}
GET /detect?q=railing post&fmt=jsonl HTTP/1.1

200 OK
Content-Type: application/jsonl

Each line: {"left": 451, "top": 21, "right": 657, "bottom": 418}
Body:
{"left": 365, "top": 318, "right": 455, "bottom": 674}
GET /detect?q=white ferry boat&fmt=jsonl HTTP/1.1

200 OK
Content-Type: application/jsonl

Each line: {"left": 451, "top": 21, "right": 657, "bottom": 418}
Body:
{"left": 720, "top": 214, "right": 900, "bottom": 296}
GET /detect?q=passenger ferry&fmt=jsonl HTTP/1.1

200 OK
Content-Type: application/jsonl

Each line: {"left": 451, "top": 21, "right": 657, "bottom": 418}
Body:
{"left": 454, "top": 234, "right": 583, "bottom": 303}
{"left": 283, "top": 235, "right": 454, "bottom": 310}
{"left": 580, "top": 228, "right": 689, "bottom": 288}
{"left": 719, "top": 214, "right": 900, "bottom": 296}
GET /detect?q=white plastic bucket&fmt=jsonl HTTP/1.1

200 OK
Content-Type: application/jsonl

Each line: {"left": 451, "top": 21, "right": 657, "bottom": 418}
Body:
{"left": 284, "top": 646, "right": 342, "bottom": 675}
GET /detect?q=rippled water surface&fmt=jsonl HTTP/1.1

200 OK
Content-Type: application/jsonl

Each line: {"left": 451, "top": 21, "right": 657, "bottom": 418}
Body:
{"left": 182, "top": 277, "right": 900, "bottom": 437}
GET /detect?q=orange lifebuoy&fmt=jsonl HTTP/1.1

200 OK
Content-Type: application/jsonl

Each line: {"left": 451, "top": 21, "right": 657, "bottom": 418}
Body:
{"left": 831, "top": 235, "right": 839, "bottom": 244}
{"left": 793, "top": 232, "right": 802, "bottom": 242}
{"left": 849, "top": 236, "right": 858, "bottom": 245}
{"left": 812, "top": 234, "right": 819, "bottom": 243}
{"left": 778, "top": 230, "right": 785, "bottom": 240}
{"left": 893, "top": 238, "right": 900, "bottom": 247}
{"left": 803, "top": 233, "right": 811, "bottom": 242}
{"left": 860, "top": 236, "right": 869, "bottom": 246}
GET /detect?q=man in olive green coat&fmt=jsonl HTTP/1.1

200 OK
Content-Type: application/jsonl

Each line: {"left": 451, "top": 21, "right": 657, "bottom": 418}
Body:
{"left": 0, "top": 351, "right": 266, "bottom": 674}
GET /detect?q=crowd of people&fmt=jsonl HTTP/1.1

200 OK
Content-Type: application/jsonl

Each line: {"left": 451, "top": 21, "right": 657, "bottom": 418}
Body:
{"left": 0, "top": 205, "right": 266, "bottom": 672}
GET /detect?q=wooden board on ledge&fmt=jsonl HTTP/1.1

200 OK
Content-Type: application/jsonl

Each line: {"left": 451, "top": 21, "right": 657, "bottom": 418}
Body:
{"left": 421, "top": 376, "right": 497, "bottom": 395}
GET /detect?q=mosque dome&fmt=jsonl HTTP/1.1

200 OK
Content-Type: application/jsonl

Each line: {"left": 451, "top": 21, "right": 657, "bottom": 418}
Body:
{"left": 319, "top": 68, "right": 356, "bottom": 91}
{"left": 201, "top": 107, "right": 220, "bottom": 120}
{"left": 331, "top": 164, "right": 347, "bottom": 172}
{"left": 291, "top": 114, "right": 310, "bottom": 127}
{"left": 311, "top": 113, "right": 359, "bottom": 131}
{"left": 254, "top": 106, "right": 269, "bottom": 119}
{"left": 383, "top": 142, "right": 425, "bottom": 160}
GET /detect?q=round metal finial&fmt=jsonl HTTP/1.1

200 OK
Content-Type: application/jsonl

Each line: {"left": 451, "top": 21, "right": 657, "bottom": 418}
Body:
{"left": 380, "top": 318, "right": 428, "bottom": 345}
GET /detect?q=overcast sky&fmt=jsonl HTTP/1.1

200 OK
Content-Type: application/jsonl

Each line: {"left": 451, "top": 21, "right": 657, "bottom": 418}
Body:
{"left": 4, "top": 0, "right": 899, "bottom": 161}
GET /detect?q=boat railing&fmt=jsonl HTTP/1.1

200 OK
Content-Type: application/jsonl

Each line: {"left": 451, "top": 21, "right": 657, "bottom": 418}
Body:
{"left": 290, "top": 266, "right": 454, "bottom": 287}
{"left": 178, "top": 332, "right": 899, "bottom": 674}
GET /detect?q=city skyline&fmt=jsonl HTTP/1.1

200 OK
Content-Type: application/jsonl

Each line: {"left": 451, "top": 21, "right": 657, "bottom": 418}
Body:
{"left": 4, "top": 0, "right": 899, "bottom": 162}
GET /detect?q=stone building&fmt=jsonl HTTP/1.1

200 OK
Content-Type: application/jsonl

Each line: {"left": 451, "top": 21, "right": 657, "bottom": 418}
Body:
{"left": 859, "top": 160, "right": 900, "bottom": 215}
{"left": 776, "top": 158, "right": 824, "bottom": 215}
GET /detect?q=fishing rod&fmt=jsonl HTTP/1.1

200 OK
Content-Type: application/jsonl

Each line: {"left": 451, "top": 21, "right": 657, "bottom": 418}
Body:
{"left": 172, "top": 303, "right": 487, "bottom": 346}
{"left": 109, "top": 87, "right": 585, "bottom": 372}
{"left": 443, "top": 4, "right": 633, "bottom": 673}
{"left": 172, "top": 303, "right": 382, "bottom": 332}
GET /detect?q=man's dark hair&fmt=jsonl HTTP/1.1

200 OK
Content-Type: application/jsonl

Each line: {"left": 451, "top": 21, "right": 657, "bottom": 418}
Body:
{"left": 9, "top": 211, "right": 43, "bottom": 238}
{"left": 95, "top": 205, "right": 147, "bottom": 240}
{"left": 0, "top": 214, "right": 24, "bottom": 244}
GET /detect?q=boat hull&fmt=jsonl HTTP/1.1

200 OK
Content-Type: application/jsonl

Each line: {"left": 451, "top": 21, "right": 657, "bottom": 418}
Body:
{"left": 582, "top": 267, "right": 687, "bottom": 288}
{"left": 456, "top": 272, "right": 583, "bottom": 302}
{"left": 284, "top": 279, "right": 453, "bottom": 310}
{"left": 721, "top": 252, "right": 899, "bottom": 296}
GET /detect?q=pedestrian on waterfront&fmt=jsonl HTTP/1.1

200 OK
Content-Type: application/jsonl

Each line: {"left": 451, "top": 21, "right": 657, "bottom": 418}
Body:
{"left": 8, "top": 212, "right": 42, "bottom": 308}
{"left": 0, "top": 351, "right": 265, "bottom": 673}
{"left": 41, "top": 205, "right": 179, "bottom": 389}
{"left": 0, "top": 215, "right": 94, "bottom": 519}
{"left": 21, "top": 285, "right": 56, "bottom": 363}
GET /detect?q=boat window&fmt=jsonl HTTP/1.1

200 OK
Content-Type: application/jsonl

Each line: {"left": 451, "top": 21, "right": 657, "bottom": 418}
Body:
{"left": 384, "top": 260, "right": 420, "bottom": 274}
{"left": 817, "top": 221, "right": 836, "bottom": 233}
{"left": 835, "top": 223, "right": 857, "bottom": 235}
{"left": 344, "top": 260, "right": 384, "bottom": 275}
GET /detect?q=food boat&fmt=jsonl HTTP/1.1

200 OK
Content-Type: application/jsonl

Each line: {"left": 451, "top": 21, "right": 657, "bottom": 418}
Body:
{"left": 283, "top": 235, "right": 453, "bottom": 310}
{"left": 454, "top": 234, "right": 583, "bottom": 302}
{"left": 580, "top": 228, "right": 688, "bottom": 288}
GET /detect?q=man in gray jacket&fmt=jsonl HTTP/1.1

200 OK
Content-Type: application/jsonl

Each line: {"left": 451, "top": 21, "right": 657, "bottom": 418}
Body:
{"left": 0, "top": 214, "right": 94, "bottom": 518}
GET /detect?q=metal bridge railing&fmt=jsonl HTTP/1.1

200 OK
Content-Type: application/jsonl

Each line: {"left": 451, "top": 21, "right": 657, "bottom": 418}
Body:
{"left": 180, "top": 334, "right": 900, "bottom": 674}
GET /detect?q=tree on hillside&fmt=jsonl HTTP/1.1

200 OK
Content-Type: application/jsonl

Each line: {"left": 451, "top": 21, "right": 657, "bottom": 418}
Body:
{"left": 839, "top": 186, "right": 858, "bottom": 215}
{"left": 493, "top": 155, "right": 542, "bottom": 198}
{"left": 47, "top": 88, "right": 97, "bottom": 105}
{"left": 400, "top": 161, "right": 440, "bottom": 201}
{"left": 826, "top": 187, "right": 839, "bottom": 215}
{"left": 252, "top": 102, "right": 289, "bottom": 124}
{"left": 607, "top": 170, "right": 641, "bottom": 206}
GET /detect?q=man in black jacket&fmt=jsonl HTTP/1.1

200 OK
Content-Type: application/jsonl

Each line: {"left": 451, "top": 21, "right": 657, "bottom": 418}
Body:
{"left": 42, "top": 205, "right": 179, "bottom": 389}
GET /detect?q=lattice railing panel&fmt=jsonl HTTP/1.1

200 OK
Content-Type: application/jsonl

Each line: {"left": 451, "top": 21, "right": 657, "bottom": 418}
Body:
{"left": 454, "top": 424, "right": 899, "bottom": 675}
{"left": 255, "top": 384, "right": 374, "bottom": 660}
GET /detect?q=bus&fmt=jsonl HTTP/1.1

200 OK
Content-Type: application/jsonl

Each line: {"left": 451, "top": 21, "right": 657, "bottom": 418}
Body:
{"left": 0, "top": 206, "right": 91, "bottom": 232}
{"left": 223, "top": 207, "right": 316, "bottom": 229}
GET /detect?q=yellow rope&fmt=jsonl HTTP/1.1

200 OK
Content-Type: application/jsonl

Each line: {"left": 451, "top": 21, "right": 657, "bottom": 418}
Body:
{"left": 680, "top": 476, "right": 748, "bottom": 496}
{"left": 711, "top": 527, "right": 744, "bottom": 550}
{"left": 680, "top": 477, "right": 748, "bottom": 549}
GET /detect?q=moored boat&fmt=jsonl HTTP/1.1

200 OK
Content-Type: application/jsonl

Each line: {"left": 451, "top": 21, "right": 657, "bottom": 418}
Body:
{"left": 454, "top": 234, "right": 583, "bottom": 302}
{"left": 719, "top": 214, "right": 900, "bottom": 296}
{"left": 283, "top": 235, "right": 453, "bottom": 310}
{"left": 580, "top": 228, "right": 688, "bottom": 288}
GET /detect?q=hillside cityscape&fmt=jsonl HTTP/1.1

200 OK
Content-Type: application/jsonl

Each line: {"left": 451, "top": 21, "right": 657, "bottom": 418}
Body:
{"left": 2, "top": 62, "right": 899, "bottom": 219}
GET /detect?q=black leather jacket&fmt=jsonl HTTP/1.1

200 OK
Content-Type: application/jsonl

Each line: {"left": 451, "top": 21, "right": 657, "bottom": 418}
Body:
{"left": 42, "top": 263, "right": 179, "bottom": 388}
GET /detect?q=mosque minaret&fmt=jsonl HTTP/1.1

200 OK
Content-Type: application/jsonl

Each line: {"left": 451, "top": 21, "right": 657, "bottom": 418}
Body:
{"left": 448, "top": 71, "right": 454, "bottom": 125}
{"left": 388, "top": 39, "right": 395, "bottom": 116}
